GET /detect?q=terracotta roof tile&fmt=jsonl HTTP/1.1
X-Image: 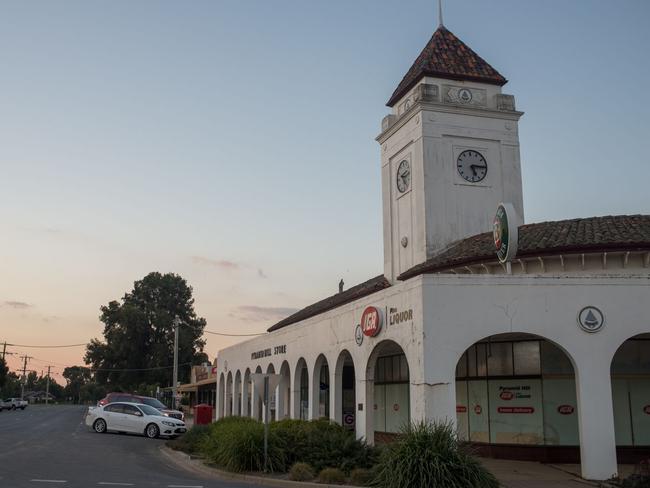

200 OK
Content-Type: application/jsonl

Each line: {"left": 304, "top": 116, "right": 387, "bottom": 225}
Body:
{"left": 398, "top": 215, "right": 650, "bottom": 279}
{"left": 387, "top": 26, "right": 507, "bottom": 107}
{"left": 267, "top": 275, "right": 391, "bottom": 333}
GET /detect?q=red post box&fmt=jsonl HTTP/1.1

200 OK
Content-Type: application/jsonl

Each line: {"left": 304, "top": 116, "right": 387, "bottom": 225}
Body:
{"left": 194, "top": 403, "right": 213, "bottom": 425}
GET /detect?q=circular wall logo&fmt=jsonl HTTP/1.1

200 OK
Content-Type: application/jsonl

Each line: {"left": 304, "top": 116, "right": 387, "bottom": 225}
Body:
{"left": 354, "top": 324, "right": 364, "bottom": 346}
{"left": 474, "top": 405, "right": 482, "bottom": 415}
{"left": 493, "top": 203, "right": 519, "bottom": 263}
{"left": 577, "top": 306, "right": 605, "bottom": 333}
{"left": 360, "top": 306, "right": 382, "bottom": 337}
{"left": 643, "top": 405, "right": 650, "bottom": 415}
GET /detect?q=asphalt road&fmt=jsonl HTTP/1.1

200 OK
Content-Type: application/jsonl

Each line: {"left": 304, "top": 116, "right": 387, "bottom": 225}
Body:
{"left": 0, "top": 405, "right": 266, "bottom": 488}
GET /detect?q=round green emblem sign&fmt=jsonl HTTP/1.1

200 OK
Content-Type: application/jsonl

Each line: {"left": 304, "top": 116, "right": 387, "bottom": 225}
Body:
{"left": 493, "top": 203, "right": 519, "bottom": 263}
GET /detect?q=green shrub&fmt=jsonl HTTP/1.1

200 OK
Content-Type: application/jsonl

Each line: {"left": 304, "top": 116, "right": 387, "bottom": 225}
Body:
{"left": 371, "top": 420, "right": 499, "bottom": 488}
{"left": 318, "top": 467, "right": 346, "bottom": 484}
{"left": 166, "top": 424, "right": 210, "bottom": 454}
{"left": 350, "top": 468, "right": 374, "bottom": 486}
{"left": 271, "top": 418, "right": 376, "bottom": 473}
{"left": 289, "top": 462, "right": 315, "bottom": 481}
{"left": 199, "top": 416, "right": 286, "bottom": 473}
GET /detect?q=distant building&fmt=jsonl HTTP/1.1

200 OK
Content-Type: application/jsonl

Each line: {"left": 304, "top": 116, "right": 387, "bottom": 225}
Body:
{"left": 215, "top": 22, "right": 650, "bottom": 481}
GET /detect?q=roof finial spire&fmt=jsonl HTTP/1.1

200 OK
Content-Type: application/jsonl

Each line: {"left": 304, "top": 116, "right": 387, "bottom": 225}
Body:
{"left": 438, "top": 0, "right": 444, "bottom": 27}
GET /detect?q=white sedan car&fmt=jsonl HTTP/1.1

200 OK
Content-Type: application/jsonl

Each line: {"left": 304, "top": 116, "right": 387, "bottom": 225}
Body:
{"left": 86, "top": 402, "right": 186, "bottom": 439}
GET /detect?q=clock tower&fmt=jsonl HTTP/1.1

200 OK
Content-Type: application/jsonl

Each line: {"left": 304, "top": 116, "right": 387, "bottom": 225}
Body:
{"left": 377, "top": 25, "right": 524, "bottom": 282}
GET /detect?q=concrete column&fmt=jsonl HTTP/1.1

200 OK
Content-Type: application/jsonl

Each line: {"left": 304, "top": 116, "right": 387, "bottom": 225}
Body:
{"left": 291, "top": 380, "right": 299, "bottom": 419}
{"left": 574, "top": 360, "right": 618, "bottom": 480}
{"left": 240, "top": 384, "right": 248, "bottom": 417}
{"left": 330, "top": 367, "right": 339, "bottom": 423}
{"left": 356, "top": 377, "right": 372, "bottom": 443}
{"left": 251, "top": 381, "right": 262, "bottom": 421}
{"left": 310, "top": 365, "right": 320, "bottom": 420}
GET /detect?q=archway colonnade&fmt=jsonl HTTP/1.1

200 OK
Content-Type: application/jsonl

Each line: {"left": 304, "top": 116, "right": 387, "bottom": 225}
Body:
{"left": 215, "top": 340, "right": 412, "bottom": 444}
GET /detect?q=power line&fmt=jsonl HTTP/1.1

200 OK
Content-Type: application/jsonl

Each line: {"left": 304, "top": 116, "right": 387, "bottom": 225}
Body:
{"left": 4, "top": 342, "right": 87, "bottom": 348}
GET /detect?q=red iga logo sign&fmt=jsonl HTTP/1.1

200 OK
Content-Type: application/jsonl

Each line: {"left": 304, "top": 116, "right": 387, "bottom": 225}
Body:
{"left": 456, "top": 406, "right": 467, "bottom": 413}
{"left": 500, "top": 391, "right": 514, "bottom": 401}
{"left": 643, "top": 405, "right": 650, "bottom": 415}
{"left": 497, "top": 407, "right": 535, "bottom": 414}
{"left": 360, "top": 306, "right": 382, "bottom": 337}
{"left": 474, "top": 405, "right": 482, "bottom": 415}
{"left": 558, "top": 405, "right": 574, "bottom": 415}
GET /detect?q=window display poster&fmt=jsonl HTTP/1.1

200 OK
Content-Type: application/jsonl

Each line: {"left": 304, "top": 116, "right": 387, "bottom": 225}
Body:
{"left": 467, "top": 380, "right": 489, "bottom": 442}
{"left": 374, "top": 384, "right": 386, "bottom": 433}
{"left": 542, "top": 378, "right": 579, "bottom": 445}
{"left": 456, "top": 381, "right": 469, "bottom": 441}
{"left": 385, "top": 383, "right": 409, "bottom": 433}
{"left": 488, "top": 379, "right": 543, "bottom": 444}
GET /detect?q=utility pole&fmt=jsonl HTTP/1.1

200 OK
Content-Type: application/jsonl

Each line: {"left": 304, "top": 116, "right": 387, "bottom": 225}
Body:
{"left": 2, "top": 341, "right": 6, "bottom": 360}
{"left": 172, "top": 316, "right": 181, "bottom": 409}
{"left": 19, "top": 355, "right": 32, "bottom": 400}
{"left": 45, "top": 366, "right": 52, "bottom": 405}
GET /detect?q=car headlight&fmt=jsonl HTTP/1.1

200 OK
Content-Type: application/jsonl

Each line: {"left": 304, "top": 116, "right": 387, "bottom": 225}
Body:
{"left": 162, "top": 412, "right": 170, "bottom": 417}
{"left": 162, "top": 420, "right": 176, "bottom": 427}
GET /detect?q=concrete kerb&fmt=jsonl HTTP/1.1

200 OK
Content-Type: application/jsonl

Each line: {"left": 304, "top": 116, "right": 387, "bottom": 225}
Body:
{"left": 159, "top": 446, "right": 359, "bottom": 488}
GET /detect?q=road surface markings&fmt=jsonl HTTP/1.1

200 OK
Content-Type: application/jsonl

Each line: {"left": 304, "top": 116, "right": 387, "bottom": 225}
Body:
{"left": 167, "top": 485, "right": 203, "bottom": 488}
{"left": 98, "top": 483, "right": 134, "bottom": 486}
{"left": 30, "top": 480, "right": 67, "bottom": 484}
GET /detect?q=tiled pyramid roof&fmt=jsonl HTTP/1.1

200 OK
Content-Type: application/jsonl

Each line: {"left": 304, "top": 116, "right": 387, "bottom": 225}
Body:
{"left": 398, "top": 215, "right": 650, "bottom": 279}
{"left": 387, "top": 26, "right": 507, "bottom": 107}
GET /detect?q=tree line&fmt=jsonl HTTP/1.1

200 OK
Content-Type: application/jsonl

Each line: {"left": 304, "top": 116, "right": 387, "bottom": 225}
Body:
{"left": 1, "top": 272, "right": 209, "bottom": 403}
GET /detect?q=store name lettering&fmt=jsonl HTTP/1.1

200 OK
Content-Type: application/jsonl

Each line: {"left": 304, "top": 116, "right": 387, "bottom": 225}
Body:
{"left": 251, "top": 345, "right": 286, "bottom": 360}
{"left": 389, "top": 308, "right": 413, "bottom": 325}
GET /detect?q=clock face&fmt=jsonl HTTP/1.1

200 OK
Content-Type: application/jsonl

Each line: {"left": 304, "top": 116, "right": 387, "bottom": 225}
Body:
{"left": 457, "top": 150, "right": 487, "bottom": 183}
{"left": 396, "top": 160, "right": 411, "bottom": 193}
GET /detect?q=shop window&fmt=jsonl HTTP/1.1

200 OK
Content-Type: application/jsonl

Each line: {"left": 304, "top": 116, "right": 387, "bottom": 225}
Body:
{"left": 514, "top": 341, "right": 541, "bottom": 375}
{"left": 319, "top": 364, "right": 330, "bottom": 418}
{"left": 467, "top": 345, "right": 477, "bottom": 377}
{"left": 456, "top": 351, "right": 468, "bottom": 378}
{"left": 487, "top": 342, "right": 513, "bottom": 376}
{"left": 541, "top": 341, "right": 573, "bottom": 375}
{"left": 374, "top": 353, "right": 410, "bottom": 433}
{"left": 476, "top": 343, "right": 488, "bottom": 376}
{"left": 299, "top": 367, "right": 309, "bottom": 420}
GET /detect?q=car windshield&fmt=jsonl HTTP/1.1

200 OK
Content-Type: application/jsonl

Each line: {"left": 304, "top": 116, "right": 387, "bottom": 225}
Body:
{"left": 137, "top": 404, "right": 163, "bottom": 416}
{"left": 140, "top": 397, "right": 167, "bottom": 409}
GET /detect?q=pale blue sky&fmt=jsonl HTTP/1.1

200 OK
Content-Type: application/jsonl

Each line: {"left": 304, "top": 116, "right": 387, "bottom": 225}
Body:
{"left": 1, "top": 1, "right": 649, "bottom": 376}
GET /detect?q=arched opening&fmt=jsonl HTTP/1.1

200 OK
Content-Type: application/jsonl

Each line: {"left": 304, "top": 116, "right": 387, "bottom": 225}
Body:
{"left": 334, "top": 350, "right": 356, "bottom": 431}
{"left": 218, "top": 373, "right": 225, "bottom": 419}
{"left": 225, "top": 371, "right": 233, "bottom": 416}
{"left": 253, "top": 365, "right": 263, "bottom": 421}
{"left": 293, "top": 358, "right": 309, "bottom": 420}
{"left": 234, "top": 370, "right": 242, "bottom": 416}
{"left": 455, "top": 333, "right": 578, "bottom": 461}
{"left": 610, "top": 333, "right": 650, "bottom": 462}
{"left": 243, "top": 368, "right": 251, "bottom": 417}
{"left": 266, "top": 363, "right": 276, "bottom": 421}
{"left": 312, "top": 354, "right": 330, "bottom": 419}
{"left": 278, "top": 361, "right": 291, "bottom": 420}
{"left": 367, "top": 340, "right": 410, "bottom": 444}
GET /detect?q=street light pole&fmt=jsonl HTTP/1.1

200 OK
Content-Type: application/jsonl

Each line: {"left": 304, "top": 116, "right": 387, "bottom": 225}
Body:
{"left": 172, "top": 316, "right": 180, "bottom": 408}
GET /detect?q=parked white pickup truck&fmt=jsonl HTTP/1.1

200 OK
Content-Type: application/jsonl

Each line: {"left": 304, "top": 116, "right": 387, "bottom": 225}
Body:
{"left": 0, "top": 398, "right": 28, "bottom": 410}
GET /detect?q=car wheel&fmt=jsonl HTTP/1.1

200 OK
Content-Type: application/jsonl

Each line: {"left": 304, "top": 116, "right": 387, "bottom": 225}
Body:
{"left": 93, "top": 419, "right": 107, "bottom": 433}
{"left": 145, "top": 423, "right": 159, "bottom": 439}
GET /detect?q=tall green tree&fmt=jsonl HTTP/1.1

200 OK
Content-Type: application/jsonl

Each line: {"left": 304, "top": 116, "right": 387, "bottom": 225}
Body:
{"left": 85, "top": 272, "right": 208, "bottom": 390}
{"left": 63, "top": 366, "right": 92, "bottom": 403}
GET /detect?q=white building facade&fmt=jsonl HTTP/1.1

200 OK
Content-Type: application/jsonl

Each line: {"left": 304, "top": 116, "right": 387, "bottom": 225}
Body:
{"left": 216, "top": 25, "right": 650, "bottom": 481}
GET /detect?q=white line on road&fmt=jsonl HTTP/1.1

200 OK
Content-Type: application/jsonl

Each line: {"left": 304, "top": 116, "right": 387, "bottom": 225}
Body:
{"left": 167, "top": 485, "right": 203, "bottom": 488}
{"left": 98, "top": 483, "right": 134, "bottom": 486}
{"left": 30, "top": 480, "right": 67, "bottom": 484}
